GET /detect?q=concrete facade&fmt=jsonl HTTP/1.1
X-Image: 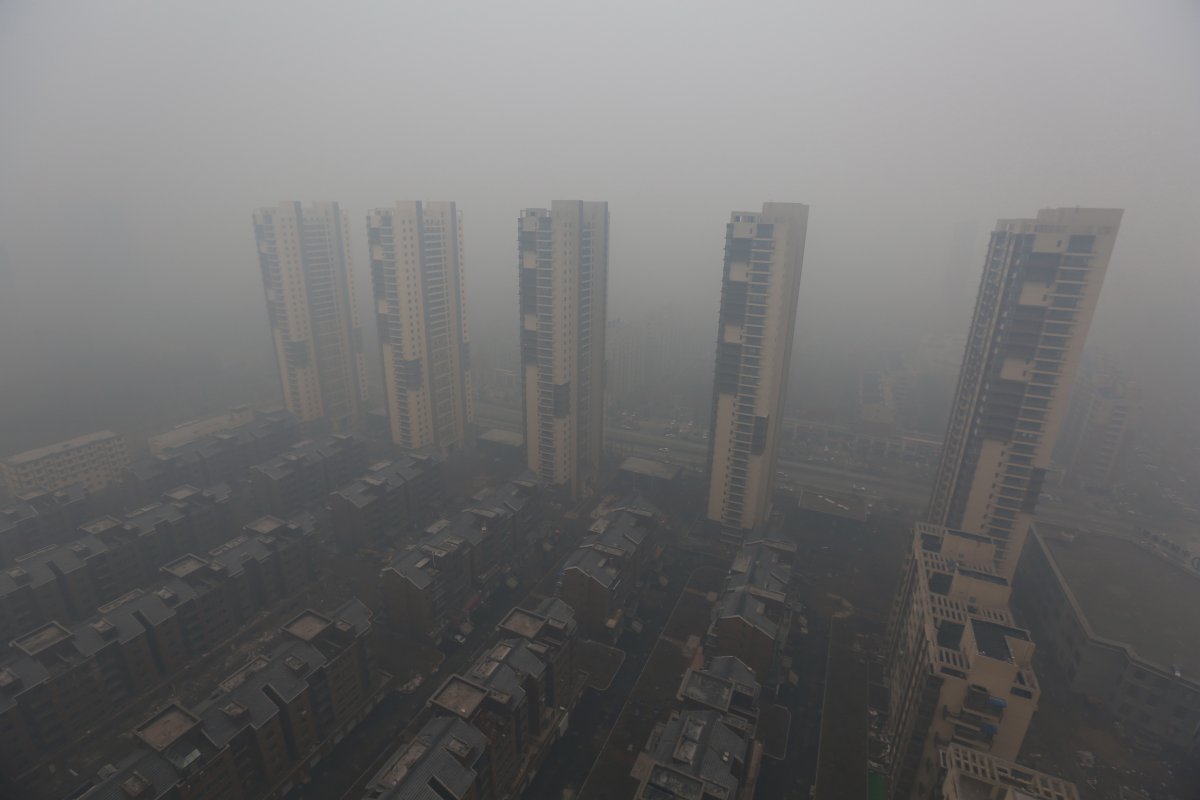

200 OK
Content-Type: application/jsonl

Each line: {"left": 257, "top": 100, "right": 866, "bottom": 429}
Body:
{"left": 885, "top": 525, "right": 1039, "bottom": 800}
{"left": 369, "top": 201, "right": 473, "bottom": 453}
{"left": 928, "top": 208, "right": 1122, "bottom": 577}
{"left": 253, "top": 202, "right": 368, "bottom": 432}
{"left": 1016, "top": 529, "right": 1200, "bottom": 753}
{"left": 518, "top": 201, "right": 609, "bottom": 499}
{"left": 2, "top": 431, "right": 128, "bottom": 496}
{"left": 706, "top": 203, "right": 808, "bottom": 533}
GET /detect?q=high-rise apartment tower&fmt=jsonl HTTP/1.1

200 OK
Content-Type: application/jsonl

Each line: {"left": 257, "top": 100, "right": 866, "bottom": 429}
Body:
{"left": 368, "top": 202, "right": 473, "bottom": 453}
{"left": 928, "top": 207, "right": 1122, "bottom": 577}
{"left": 253, "top": 201, "right": 367, "bottom": 433}
{"left": 705, "top": 203, "right": 809, "bottom": 532}
{"left": 518, "top": 201, "right": 609, "bottom": 498}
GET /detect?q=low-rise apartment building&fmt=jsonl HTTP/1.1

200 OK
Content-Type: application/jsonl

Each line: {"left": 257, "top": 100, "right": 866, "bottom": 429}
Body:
{"left": 1015, "top": 527, "right": 1200, "bottom": 753}
{"left": 677, "top": 654, "right": 761, "bottom": 728}
{"left": 498, "top": 598, "right": 578, "bottom": 713}
{"left": 250, "top": 434, "right": 369, "bottom": 515}
{"left": 427, "top": 608, "right": 578, "bottom": 800}
{"left": 0, "top": 541, "right": 97, "bottom": 644}
{"left": 362, "top": 716, "right": 494, "bottom": 800}
{"left": 122, "top": 409, "right": 300, "bottom": 503}
{"left": 0, "top": 483, "right": 236, "bottom": 643}
{"left": 328, "top": 454, "right": 444, "bottom": 548}
{"left": 559, "top": 501, "right": 657, "bottom": 639}
{"left": 382, "top": 522, "right": 473, "bottom": 640}
{"left": 0, "top": 515, "right": 319, "bottom": 784}
{"left": 0, "top": 588, "right": 187, "bottom": 781}
{"left": 708, "top": 537, "right": 795, "bottom": 680}
{"left": 156, "top": 514, "right": 316, "bottom": 652}
{"left": 1, "top": 431, "right": 129, "bottom": 496}
{"left": 380, "top": 477, "right": 546, "bottom": 640}
{"left": 73, "top": 598, "right": 377, "bottom": 800}
{"left": 0, "top": 483, "right": 92, "bottom": 563}
{"left": 633, "top": 708, "right": 760, "bottom": 800}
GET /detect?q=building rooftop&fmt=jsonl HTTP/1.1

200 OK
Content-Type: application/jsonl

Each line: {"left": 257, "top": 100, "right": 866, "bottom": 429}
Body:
{"left": 477, "top": 428, "right": 525, "bottom": 448}
{"left": 283, "top": 611, "right": 332, "bottom": 642}
{"left": 252, "top": 434, "right": 364, "bottom": 480}
{"left": 130, "top": 409, "right": 297, "bottom": 477}
{"left": 3, "top": 430, "right": 121, "bottom": 466}
{"left": 499, "top": 608, "right": 546, "bottom": 640}
{"left": 679, "top": 656, "right": 760, "bottom": 716}
{"left": 385, "top": 521, "right": 469, "bottom": 589}
{"left": 941, "top": 743, "right": 1079, "bottom": 800}
{"left": 479, "top": 639, "right": 547, "bottom": 685}
{"left": 714, "top": 589, "right": 778, "bottom": 639}
{"left": 134, "top": 705, "right": 200, "bottom": 752}
{"left": 332, "top": 454, "right": 437, "bottom": 511}
{"left": 641, "top": 710, "right": 749, "bottom": 800}
{"left": 565, "top": 504, "right": 654, "bottom": 587}
{"left": 200, "top": 640, "right": 326, "bottom": 746}
{"left": 12, "top": 621, "right": 73, "bottom": 656}
{"left": 619, "top": 456, "right": 682, "bottom": 481}
{"left": 1, "top": 542, "right": 88, "bottom": 597}
{"left": 726, "top": 540, "right": 792, "bottom": 603}
{"left": 147, "top": 407, "right": 257, "bottom": 454}
{"left": 971, "top": 620, "right": 1029, "bottom": 663}
{"left": 364, "top": 716, "right": 487, "bottom": 800}
{"left": 161, "top": 553, "right": 209, "bottom": 579}
{"left": 1045, "top": 531, "right": 1200, "bottom": 680}
{"left": 429, "top": 676, "right": 488, "bottom": 720}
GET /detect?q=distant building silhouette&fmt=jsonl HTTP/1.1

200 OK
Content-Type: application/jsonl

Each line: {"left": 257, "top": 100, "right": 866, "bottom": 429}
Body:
{"left": 1, "top": 431, "right": 128, "bottom": 496}
{"left": 1053, "top": 352, "right": 1135, "bottom": 491}
{"left": 368, "top": 202, "right": 473, "bottom": 453}
{"left": 252, "top": 202, "right": 368, "bottom": 433}
{"left": 518, "top": 201, "right": 609, "bottom": 499}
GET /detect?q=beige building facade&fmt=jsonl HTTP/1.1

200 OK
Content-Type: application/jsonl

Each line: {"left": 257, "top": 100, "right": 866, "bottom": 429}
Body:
{"left": 939, "top": 744, "right": 1078, "bottom": 800}
{"left": 369, "top": 201, "right": 473, "bottom": 453}
{"left": 518, "top": 201, "right": 609, "bottom": 498}
{"left": 253, "top": 201, "right": 368, "bottom": 433}
{"left": 885, "top": 524, "right": 1040, "bottom": 800}
{"left": 1, "top": 431, "right": 129, "bottom": 495}
{"left": 928, "top": 208, "right": 1122, "bottom": 577}
{"left": 706, "top": 203, "right": 808, "bottom": 532}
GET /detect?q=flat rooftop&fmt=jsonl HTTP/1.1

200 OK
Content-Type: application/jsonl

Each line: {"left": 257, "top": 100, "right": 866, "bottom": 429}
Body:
{"left": 430, "top": 676, "right": 487, "bottom": 720}
{"left": 13, "top": 622, "right": 73, "bottom": 656}
{"left": 619, "top": 456, "right": 682, "bottom": 481}
{"left": 245, "top": 516, "right": 285, "bottom": 535}
{"left": 680, "top": 670, "right": 733, "bottom": 712}
{"left": 283, "top": 611, "right": 332, "bottom": 642}
{"left": 135, "top": 704, "right": 199, "bottom": 751}
{"left": 4, "top": 430, "right": 120, "bottom": 465}
{"left": 795, "top": 487, "right": 869, "bottom": 522}
{"left": 499, "top": 608, "right": 545, "bottom": 640}
{"left": 1047, "top": 533, "right": 1200, "bottom": 680}
{"left": 162, "top": 554, "right": 209, "bottom": 578}
{"left": 478, "top": 428, "right": 524, "bottom": 447}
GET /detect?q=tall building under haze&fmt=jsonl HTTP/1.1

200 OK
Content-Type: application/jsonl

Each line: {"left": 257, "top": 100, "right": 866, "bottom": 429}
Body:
{"left": 368, "top": 201, "right": 473, "bottom": 453}
{"left": 253, "top": 201, "right": 367, "bottom": 433}
{"left": 1054, "top": 353, "right": 1135, "bottom": 491}
{"left": 928, "top": 207, "right": 1122, "bottom": 577}
{"left": 705, "top": 203, "right": 809, "bottom": 533}
{"left": 518, "top": 201, "right": 609, "bottom": 499}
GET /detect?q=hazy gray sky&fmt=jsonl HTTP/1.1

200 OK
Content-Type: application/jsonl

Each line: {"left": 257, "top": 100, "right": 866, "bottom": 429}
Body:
{"left": 1, "top": 0, "right": 1198, "bottom": 442}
